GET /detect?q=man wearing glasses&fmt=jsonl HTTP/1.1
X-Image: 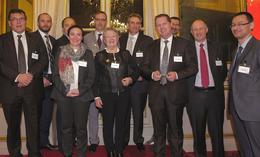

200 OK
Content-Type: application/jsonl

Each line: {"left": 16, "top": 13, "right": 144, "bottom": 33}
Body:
{"left": 229, "top": 12, "right": 260, "bottom": 157}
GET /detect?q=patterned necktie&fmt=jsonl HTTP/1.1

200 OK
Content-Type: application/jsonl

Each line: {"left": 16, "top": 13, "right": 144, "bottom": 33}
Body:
{"left": 160, "top": 40, "right": 169, "bottom": 85}
{"left": 127, "top": 36, "right": 134, "bottom": 55}
{"left": 17, "top": 35, "right": 26, "bottom": 73}
{"left": 97, "top": 33, "right": 102, "bottom": 49}
{"left": 200, "top": 43, "right": 209, "bottom": 88}
{"left": 45, "top": 35, "right": 54, "bottom": 67}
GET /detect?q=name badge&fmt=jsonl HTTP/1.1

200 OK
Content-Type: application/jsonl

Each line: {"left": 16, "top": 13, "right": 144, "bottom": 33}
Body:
{"left": 111, "top": 62, "right": 120, "bottom": 69}
{"left": 215, "top": 60, "right": 222, "bottom": 66}
{"left": 238, "top": 65, "right": 250, "bottom": 74}
{"left": 32, "top": 52, "right": 39, "bottom": 60}
{"left": 174, "top": 56, "right": 182, "bottom": 62}
{"left": 136, "top": 52, "right": 143, "bottom": 57}
{"left": 78, "top": 61, "right": 87, "bottom": 67}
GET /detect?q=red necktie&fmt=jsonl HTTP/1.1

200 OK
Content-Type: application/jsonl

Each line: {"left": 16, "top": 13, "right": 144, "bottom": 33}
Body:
{"left": 200, "top": 43, "right": 209, "bottom": 88}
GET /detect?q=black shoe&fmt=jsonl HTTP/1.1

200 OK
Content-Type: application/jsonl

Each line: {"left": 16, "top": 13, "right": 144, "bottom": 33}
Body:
{"left": 107, "top": 151, "right": 115, "bottom": 157}
{"left": 89, "top": 144, "right": 98, "bottom": 152}
{"left": 40, "top": 143, "right": 58, "bottom": 150}
{"left": 136, "top": 143, "right": 145, "bottom": 151}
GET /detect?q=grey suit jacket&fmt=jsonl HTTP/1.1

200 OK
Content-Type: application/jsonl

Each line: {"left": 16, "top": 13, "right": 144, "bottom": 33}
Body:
{"left": 229, "top": 37, "right": 260, "bottom": 121}
{"left": 83, "top": 31, "right": 105, "bottom": 56}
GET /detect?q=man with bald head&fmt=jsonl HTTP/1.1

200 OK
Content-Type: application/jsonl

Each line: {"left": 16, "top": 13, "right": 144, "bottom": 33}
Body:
{"left": 188, "top": 19, "right": 227, "bottom": 157}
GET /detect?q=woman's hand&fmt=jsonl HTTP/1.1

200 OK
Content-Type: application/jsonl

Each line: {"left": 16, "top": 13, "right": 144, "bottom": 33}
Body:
{"left": 95, "top": 97, "right": 103, "bottom": 108}
{"left": 122, "top": 77, "right": 133, "bottom": 87}
{"left": 66, "top": 89, "right": 80, "bottom": 97}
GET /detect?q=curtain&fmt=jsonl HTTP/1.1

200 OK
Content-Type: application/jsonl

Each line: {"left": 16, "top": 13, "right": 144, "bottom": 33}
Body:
{"left": 144, "top": 0, "right": 179, "bottom": 39}
{"left": 33, "top": 0, "right": 70, "bottom": 38}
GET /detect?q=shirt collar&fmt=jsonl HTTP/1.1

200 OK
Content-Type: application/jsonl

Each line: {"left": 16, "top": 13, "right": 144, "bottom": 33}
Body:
{"left": 128, "top": 32, "right": 139, "bottom": 39}
{"left": 239, "top": 35, "right": 252, "bottom": 49}
{"left": 161, "top": 35, "right": 173, "bottom": 43}
{"left": 195, "top": 40, "right": 207, "bottom": 47}
{"left": 38, "top": 29, "right": 49, "bottom": 38}
{"left": 12, "top": 31, "right": 25, "bottom": 38}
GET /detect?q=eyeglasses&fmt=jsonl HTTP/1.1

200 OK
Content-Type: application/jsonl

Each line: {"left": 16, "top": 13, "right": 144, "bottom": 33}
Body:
{"left": 230, "top": 22, "right": 250, "bottom": 28}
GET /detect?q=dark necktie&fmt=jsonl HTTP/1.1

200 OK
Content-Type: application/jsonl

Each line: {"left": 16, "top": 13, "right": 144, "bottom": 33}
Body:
{"left": 97, "top": 33, "right": 102, "bottom": 49}
{"left": 45, "top": 35, "right": 54, "bottom": 67}
{"left": 200, "top": 43, "right": 209, "bottom": 88}
{"left": 17, "top": 35, "right": 26, "bottom": 73}
{"left": 160, "top": 40, "right": 169, "bottom": 85}
{"left": 231, "top": 46, "right": 243, "bottom": 75}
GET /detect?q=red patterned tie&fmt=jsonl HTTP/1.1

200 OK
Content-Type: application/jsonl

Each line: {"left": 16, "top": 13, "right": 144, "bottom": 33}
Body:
{"left": 200, "top": 43, "right": 209, "bottom": 88}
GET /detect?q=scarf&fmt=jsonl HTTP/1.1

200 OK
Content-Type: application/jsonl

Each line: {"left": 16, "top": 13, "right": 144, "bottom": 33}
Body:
{"left": 58, "top": 43, "right": 86, "bottom": 87}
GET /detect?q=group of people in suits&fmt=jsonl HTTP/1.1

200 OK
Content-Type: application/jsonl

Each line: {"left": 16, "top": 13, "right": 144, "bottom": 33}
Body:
{"left": 0, "top": 7, "right": 260, "bottom": 157}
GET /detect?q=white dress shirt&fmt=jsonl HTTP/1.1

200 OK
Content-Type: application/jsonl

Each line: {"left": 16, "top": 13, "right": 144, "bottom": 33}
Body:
{"left": 126, "top": 32, "right": 139, "bottom": 55}
{"left": 195, "top": 40, "right": 215, "bottom": 87}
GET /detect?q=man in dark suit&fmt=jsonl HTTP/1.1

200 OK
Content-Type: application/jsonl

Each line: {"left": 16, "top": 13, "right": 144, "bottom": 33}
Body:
{"left": 119, "top": 13, "right": 153, "bottom": 150}
{"left": 188, "top": 19, "right": 227, "bottom": 157}
{"left": 142, "top": 14, "right": 197, "bottom": 157}
{"left": 0, "top": 9, "right": 48, "bottom": 157}
{"left": 56, "top": 17, "right": 76, "bottom": 47}
{"left": 55, "top": 16, "right": 76, "bottom": 151}
{"left": 170, "top": 16, "right": 181, "bottom": 38}
{"left": 229, "top": 12, "right": 260, "bottom": 157}
{"left": 32, "top": 13, "right": 57, "bottom": 150}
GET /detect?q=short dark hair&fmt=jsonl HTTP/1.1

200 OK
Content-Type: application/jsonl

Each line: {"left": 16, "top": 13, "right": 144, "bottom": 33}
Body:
{"left": 8, "top": 8, "right": 27, "bottom": 20}
{"left": 94, "top": 11, "right": 107, "bottom": 19}
{"left": 37, "top": 13, "right": 51, "bottom": 23}
{"left": 155, "top": 14, "right": 171, "bottom": 23}
{"left": 232, "top": 12, "right": 254, "bottom": 23}
{"left": 67, "top": 25, "right": 83, "bottom": 36}
{"left": 127, "top": 13, "right": 142, "bottom": 23}
{"left": 62, "top": 17, "right": 76, "bottom": 28}
{"left": 170, "top": 16, "right": 181, "bottom": 22}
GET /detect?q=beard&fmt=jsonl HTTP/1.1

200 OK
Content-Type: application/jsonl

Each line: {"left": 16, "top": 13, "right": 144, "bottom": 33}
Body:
{"left": 39, "top": 26, "right": 51, "bottom": 33}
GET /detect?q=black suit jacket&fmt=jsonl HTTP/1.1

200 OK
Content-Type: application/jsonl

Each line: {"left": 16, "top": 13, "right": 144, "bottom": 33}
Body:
{"left": 32, "top": 30, "right": 57, "bottom": 75}
{"left": 0, "top": 31, "right": 48, "bottom": 103}
{"left": 56, "top": 34, "right": 69, "bottom": 47}
{"left": 119, "top": 32, "right": 153, "bottom": 68}
{"left": 188, "top": 41, "right": 227, "bottom": 104}
{"left": 142, "top": 37, "right": 198, "bottom": 105}
{"left": 51, "top": 46, "right": 95, "bottom": 102}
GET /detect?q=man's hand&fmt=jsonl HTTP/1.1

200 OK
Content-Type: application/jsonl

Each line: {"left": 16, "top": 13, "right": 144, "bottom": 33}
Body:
{"left": 166, "top": 72, "right": 177, "bottom": 82}
{"left": 17, "top": 73, "right": 33, "bottom": 87}
{"left": 122, "top": 77, "right": 133, "bottom": 87}
{"left": 43, "top": 77, "right": 52, "bottom": 87}
{"left": 152, "top": 70, "right": 161, "bottom": 81}
{"left": 66, "top": 89, "right": 79, "bottom": 97}
{"left": 95, "top": 98, "right": 103, "bottom": 108}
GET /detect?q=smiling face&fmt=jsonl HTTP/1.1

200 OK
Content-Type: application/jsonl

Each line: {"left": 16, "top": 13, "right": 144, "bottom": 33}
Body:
{"left": 190, "top": 20, "right": 208, "bottom": 43}
{"left": 38, "top": 13, "right": 52, "bottom": 33}
{"left": 68, "top": 27, "right": 83, "bottom": 47}
{"left": 171, "top": 18, "right": 181, "bottom": 35}
{"left": 155, "top": 16, "right": 172, "bottom": 39}
{"left": 63, "top": 18, "right": 76, "bottom": 35}
{"left": 8, "top": 12, "right": 26, "bottom": 34}
{"left": 231, "top": 14, "right": 253, "bottom": 43}
{"left": 103, "top": 29, "right": 119, "bottom": 49}
{"left": 128, "top": 16, "right": 142, "bottom": 35}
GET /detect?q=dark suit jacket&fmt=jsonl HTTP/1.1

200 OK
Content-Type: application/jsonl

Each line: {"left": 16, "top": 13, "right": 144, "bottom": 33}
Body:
{"left": 229, "top": 37, "right": 260, "bottom": 121}
{"left": 142, "top": 37, "right": 198, "bottom": 105}
{"left": 51, "top": 45, "right": 95, "bottom": 102}
{"left": 32, "top": 30, "right": 57, "bottom": 74}
{"left": 56, "top": 34, "right": 69, "bottom": 47}
{"left": 0, "top": 31, "right": 48, "bottom": 104}
{"left": 119, "top": 31, "right": 153, "bottom": 68}
{"left": 188, "top": 41, "right": 227, "bottom": 104}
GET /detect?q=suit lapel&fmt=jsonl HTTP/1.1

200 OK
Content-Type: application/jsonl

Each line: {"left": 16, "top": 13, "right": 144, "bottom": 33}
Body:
{"left": 120, "top": 34, "right": 128, "bottom": 50}
{"left": 167, "top": 37, "right": 176, "bottom": 71}
{"left": 133, "top": 33, "right": 142, "bottom": 55}
{"left": 26, "top": 32, "right": 32, "bottom": 67}
{"left": 207, "top": 41, "right": 217, "bottom": 81}
{"left": 7, "top": 32, "right": 19, "bottom": 69}
{"left": 154, "top": 39, "right": 161, "bottom": 70}
{"left": 237, "top": 37, "right": 255, "bottom": 65}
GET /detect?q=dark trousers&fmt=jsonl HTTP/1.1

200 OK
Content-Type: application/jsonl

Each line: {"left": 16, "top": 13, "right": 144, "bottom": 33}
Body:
{"left": 230, "top": 101, "right": 260, "bottom": 157}
{"left": 2, "top": 93, "right": 41, "bottom": 157}
{"left": 56, "top": 108, "right": 62, "bottom": 151}
{"left": 125, "top": 81, "right": 147, "bottom": 145}
{"left": 149, "top": 86, "right": 184, "bottom": 157}
{"left": 57, "top": 98, "right": 90, "bottom": 157}
{"left": 40, "top": 86, "right": 55, "bottom": 146}
{"left": 187, "top": 88, "right": 224, "bottom": 157}
{"left": 101, "top": 91, "right": 130, "bottom": 154}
